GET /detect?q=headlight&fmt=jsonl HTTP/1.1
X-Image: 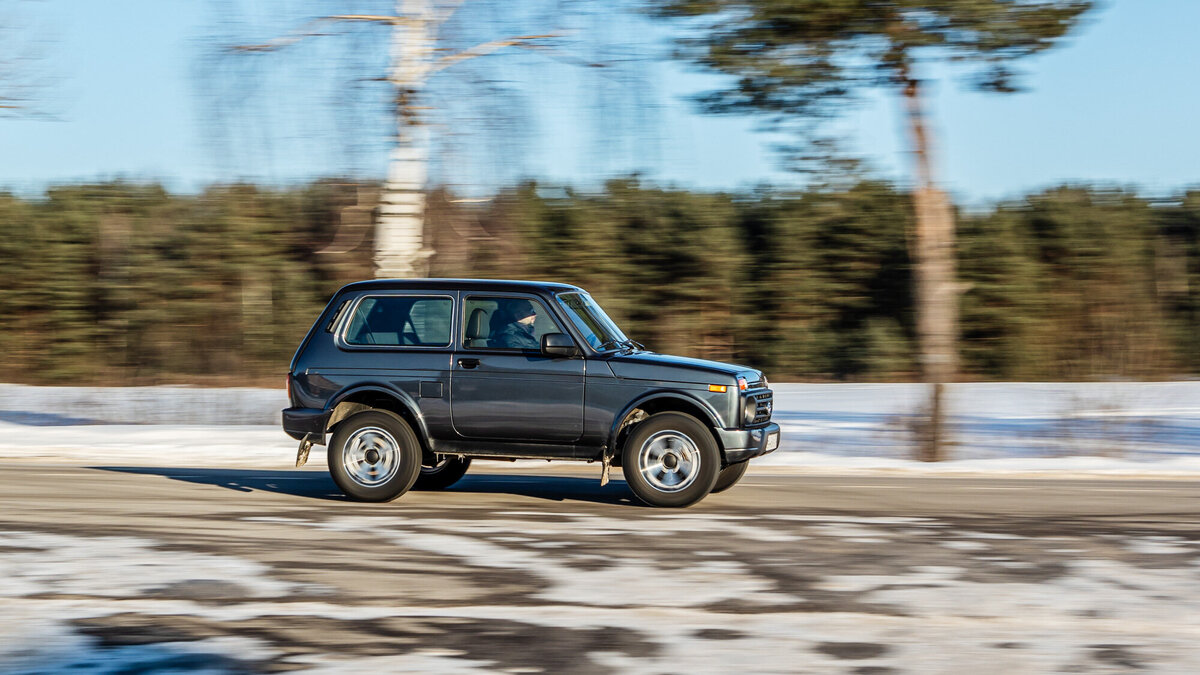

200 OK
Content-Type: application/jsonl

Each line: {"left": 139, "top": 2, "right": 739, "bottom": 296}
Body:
{"left": 743, "top": 398, "right": 757, "bottom": 426}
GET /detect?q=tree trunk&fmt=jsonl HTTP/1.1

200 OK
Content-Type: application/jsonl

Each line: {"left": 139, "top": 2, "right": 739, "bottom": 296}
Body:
{"left": 902, "top": 76, "right": 958, "bottom": 462}
{"left": 375, "top": 0, "right": 435, "bottom": 279}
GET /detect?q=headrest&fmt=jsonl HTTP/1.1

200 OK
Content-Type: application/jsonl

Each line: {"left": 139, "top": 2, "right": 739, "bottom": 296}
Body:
{"left": 466, "top": 308, "right": 489, "bottom": 340}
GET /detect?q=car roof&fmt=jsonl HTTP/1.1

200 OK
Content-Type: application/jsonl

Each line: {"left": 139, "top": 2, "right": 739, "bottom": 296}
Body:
{"left": 337, "top": 278, "right": 586, "bottom": 295}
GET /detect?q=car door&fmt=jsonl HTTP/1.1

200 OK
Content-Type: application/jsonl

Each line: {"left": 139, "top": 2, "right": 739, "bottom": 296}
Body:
{"left": 451, "top": 293, "right": 585, "bottom": 443}
{"left": 329, "top": 291, "right": 458, "bottom": 441}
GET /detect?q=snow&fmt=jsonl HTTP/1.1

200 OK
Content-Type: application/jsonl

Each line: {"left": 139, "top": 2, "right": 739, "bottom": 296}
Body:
{"left": 0, "top": 383, "right": 284, "bottom": 425}
{"left": 772, "top": 382, "right": 1200, "bottom": 460}
{"left": 756, "top": 451, "right": 1200, "bottom": 476}
{"left": 5, "top": 513, "right": 1200, "bottom": 672}
{"left": 4, "top": 382, "right": 1200, "bottom": 475}
{"left": 0, "top": 422, "right": 296, "bottom": 468}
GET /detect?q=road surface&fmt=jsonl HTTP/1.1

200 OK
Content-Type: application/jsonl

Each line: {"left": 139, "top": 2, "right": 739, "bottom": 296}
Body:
{"left": 1, "top": 461, "right": 1198, "bottom": 673}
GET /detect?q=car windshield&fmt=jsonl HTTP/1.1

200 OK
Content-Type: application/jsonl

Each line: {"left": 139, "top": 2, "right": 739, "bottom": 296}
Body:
{"left": 556, "top": 292, "right": 629, "bottom": 350}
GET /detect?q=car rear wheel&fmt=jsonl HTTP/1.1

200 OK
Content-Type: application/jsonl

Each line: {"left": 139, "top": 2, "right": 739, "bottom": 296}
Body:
{"left": 413, "top": 456, "right": 471, "bottom": 491}
{"left": 711, "top": 460, "right": 749, "bottom": 494}
{"left": 622, "top": 412, "right": 720, "bottom": 508}
{"left": 327, "top": 411, "right": 422, "bottom": 502}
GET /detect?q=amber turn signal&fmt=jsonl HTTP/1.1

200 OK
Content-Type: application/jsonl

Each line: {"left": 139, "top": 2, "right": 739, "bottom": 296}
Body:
{"left": 708, "top": 384, "right": 728, "bottom": 393}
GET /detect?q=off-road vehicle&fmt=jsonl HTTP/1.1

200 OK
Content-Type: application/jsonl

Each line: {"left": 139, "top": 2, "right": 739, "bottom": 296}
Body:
{"left": 283, "top": 279, "right": 779, "bottom": 507}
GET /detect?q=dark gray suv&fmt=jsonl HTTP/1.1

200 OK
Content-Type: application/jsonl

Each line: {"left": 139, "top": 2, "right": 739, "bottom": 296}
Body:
{"left": 283, "top": 279, "right": 780, "bottom": 507}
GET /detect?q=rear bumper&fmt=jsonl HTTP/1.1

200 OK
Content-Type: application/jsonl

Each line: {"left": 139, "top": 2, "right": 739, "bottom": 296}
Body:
{"left": 717, "top": 422, "right": 781, "bottom": 465}
{"left": 282, "top": 407, "right": 329, "bottom": 443}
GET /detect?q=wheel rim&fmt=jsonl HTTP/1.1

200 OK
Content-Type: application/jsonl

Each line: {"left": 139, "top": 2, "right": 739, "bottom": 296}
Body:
{"left": 342, "top": 426, "right": 402, "bottom": 487}
{"left": 638, "top": 430, "right": 701, "bottom": 493}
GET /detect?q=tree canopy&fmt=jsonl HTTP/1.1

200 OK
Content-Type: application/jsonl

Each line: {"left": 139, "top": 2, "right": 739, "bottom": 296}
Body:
{"left": 656, "top": 0, "right": 1094, "bottom": 122}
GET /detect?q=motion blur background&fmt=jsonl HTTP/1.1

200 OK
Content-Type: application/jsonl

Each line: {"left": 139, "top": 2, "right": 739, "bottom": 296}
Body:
{"left": 2, "top": 0, "right": 1199, "bottom": 388}
{"left": 7, "top": 7, "right": 1200, "bottom": 672}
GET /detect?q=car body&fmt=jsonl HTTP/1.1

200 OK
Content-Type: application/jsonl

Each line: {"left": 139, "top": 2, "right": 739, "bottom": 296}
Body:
{"left": 283, "top": 279, "right": 780, "bottom": 507}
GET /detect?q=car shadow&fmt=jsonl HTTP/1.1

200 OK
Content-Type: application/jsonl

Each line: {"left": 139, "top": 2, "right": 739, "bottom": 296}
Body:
{"left": 447, "top": 474, "right": 641, "bottom": 506}
{"left": 0, "top": 410, "right": 110, "bottom": 426}
{"left": 92, "top": 466, "right": 348, "bottom": 501}
{"left": 91, "top": 467, "right": 640, "bottom": 506}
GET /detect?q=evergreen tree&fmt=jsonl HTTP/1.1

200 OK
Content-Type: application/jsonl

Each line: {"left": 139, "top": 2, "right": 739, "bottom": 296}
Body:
{"left": 652, "top": 0, "right": 1094, "bottom": 459}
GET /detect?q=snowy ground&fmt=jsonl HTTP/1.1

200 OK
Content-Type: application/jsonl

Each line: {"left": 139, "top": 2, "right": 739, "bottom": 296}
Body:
{"left": 0, "top": 384, "right": 282, "bottom": 425}
{"left": 4, "top": 382, "right": 1200, "bottom": 474}
{"left": 6, "top": 513, "right": 1200, "bottom": 674}
{"left": 774, "top": 382, "right": 1200, "bottom": 460}
{"left": 2, "top": 467, "right": 1199, "bottom": 674}
{"left": 3, "top": 380, "right": 1200, "bottom": 673}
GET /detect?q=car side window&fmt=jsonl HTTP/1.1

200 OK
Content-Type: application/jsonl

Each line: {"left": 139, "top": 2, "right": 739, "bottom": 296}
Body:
{"left": 462, "top": 296, "right": 563, "bottom": 351}
{"left": 344, "top": 295, "right": 452, "bottom": 347}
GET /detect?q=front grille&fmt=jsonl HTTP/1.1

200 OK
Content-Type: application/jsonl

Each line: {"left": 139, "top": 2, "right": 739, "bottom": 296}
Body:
{"left": 748, "top": 391, "right": 773, "bottom": 425}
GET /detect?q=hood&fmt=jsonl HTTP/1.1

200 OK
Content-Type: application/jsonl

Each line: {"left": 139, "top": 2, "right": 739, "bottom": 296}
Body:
{"left": 608, "top": 352, "right": 760, "bottom": 385}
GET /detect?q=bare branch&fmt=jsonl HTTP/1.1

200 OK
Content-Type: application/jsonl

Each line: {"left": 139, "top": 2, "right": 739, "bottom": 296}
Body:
{"left": 227, "top": 18, "right": 335, "bottom": 53}
{"left": 429, "top": 34, "right": 559, "bottom": 74}
{"left": 229, "top": 14, "right": 411, "bottom": 53}
{"left": 325, "top": 14, "right": 410, "bottom": 25}
{"left": 0, "top": 2, "right": 58, "bottom": 118}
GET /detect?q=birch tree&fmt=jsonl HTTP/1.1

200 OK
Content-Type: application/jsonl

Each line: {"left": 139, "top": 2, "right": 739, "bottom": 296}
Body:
{"left": 209, "top": 1, "right": 644, "bottom": 279}
{"left": 0, "top": 0, "right": 55, "bottom": 117}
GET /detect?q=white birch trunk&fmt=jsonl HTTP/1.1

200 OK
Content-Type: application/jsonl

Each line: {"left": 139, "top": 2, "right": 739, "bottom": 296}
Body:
{"left": 375, "top": 0, "right": 435, "bottom": 279}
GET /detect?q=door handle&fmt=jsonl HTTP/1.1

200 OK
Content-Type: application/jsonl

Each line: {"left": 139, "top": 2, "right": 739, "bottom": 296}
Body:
{"left": 458, "top": 358, "right": 480, "bottom": 369}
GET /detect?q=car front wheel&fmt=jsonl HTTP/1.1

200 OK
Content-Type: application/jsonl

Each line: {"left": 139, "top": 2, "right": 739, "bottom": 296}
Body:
{"left": 622, "top": 412, "right": 720, "bottom": 508}
{"left": 327, "top": 411, "right": 422, "bottom": 502}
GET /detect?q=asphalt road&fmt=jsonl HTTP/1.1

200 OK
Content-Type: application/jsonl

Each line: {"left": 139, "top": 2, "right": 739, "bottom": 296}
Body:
{"left": 2, "top": 462, "right": 1199, "bottom": 674}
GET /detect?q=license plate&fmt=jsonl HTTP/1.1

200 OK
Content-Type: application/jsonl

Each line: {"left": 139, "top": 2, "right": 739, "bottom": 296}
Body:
{"left": 766, "top": 431, "right": 780, "bottom": 451}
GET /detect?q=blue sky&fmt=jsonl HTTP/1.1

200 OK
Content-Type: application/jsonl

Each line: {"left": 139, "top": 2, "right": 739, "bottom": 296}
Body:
{"left": 2, "top": 0, "right": 1199, "bottom": 203}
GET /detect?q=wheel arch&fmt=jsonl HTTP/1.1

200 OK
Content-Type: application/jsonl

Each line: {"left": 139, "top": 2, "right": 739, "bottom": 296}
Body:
{"left": 326, "top": 384, "right": 431, "bottom": 457}
{"left": 608, "top": 391, "right": 725, "bottom": 464}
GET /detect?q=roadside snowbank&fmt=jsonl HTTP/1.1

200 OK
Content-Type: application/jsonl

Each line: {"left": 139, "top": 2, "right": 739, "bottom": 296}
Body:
{"left": 0, "top": 422, "right": 294, "bottom": 468}
{"left": 4, "top": 420, "right": 1200, "bottom": 476}
{"left": 4, "top": 382, "right": 1200, "bottom": 474}
{"left": 772, "top": 382, "right": 1200, "bottom": 461}
{"left": 0, "top": 384, "right": 283, "bottom": 425}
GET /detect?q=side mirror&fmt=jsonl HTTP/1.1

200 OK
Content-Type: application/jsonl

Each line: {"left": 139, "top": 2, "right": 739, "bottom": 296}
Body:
{"left": 541, "top": 332, "right": 580, "bottom": 358}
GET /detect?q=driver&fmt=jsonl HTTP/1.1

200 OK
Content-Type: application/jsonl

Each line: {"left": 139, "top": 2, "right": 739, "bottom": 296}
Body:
{"left": 489, "top": 299, "right": 540, "bottom": 349}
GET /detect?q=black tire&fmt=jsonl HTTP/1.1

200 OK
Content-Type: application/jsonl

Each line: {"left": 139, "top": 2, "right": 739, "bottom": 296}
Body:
{"left": 711, "top": 461, "right": 749, "bottom": 494}
{"left": 413, "top": 456, "right": 472, "bottom": 491}
{"left": 327, "top": 411, "right": 422, "bottom": 502}
{"left": 621, "top": 412, "right": 720, "bottom": 508}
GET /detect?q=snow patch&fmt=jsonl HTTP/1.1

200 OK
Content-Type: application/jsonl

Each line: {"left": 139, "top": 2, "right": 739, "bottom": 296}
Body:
{"left": 307, "top": 515, "right": 800, "bottom": 608}
{"left": 0, "top": 531, "right": 302, "bottom": 599}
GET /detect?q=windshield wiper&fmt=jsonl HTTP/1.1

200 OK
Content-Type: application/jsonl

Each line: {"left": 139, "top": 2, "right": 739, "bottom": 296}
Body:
{"left": 597, "top": 339, "right": 640, "bottom": 353}
{"left": 596, "top": 339, "right": 625, "bottom": 352}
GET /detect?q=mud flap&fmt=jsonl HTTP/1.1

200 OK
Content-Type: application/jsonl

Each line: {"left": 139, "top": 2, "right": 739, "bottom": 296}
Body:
{"left": 295, "top": 437, "right": 314, "bottom": 467}
{"left": 600, "top": 450, "right": 612, "bottom": 486}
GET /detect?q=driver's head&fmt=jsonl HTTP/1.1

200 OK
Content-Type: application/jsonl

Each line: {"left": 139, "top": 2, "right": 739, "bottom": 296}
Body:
{"left": 510, "top": 300, "right": 537, "bottom": 325}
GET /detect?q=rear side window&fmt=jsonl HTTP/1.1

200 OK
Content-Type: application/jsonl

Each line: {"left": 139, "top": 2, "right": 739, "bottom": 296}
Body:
{"left": 344, "top": 295, "right": 452, "bottom": 347}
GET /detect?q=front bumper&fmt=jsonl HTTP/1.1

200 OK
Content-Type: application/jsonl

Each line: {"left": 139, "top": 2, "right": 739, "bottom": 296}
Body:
{"left": 717, "top": 422, "right": 781, "bottom": 465}
{"left": 282, "top": 407, "right": 329, "bottom": 443}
